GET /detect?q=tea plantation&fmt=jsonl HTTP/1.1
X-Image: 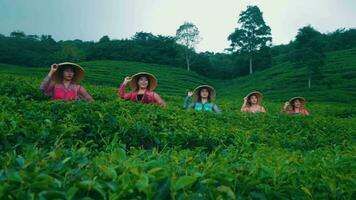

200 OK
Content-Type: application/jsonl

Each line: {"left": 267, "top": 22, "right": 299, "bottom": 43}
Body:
{"left": 0, "top": 49, "right": 355, "bottom": 199}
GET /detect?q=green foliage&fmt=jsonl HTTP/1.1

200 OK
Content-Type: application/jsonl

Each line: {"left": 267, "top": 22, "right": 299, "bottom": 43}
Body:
{"left": 231, "top": 46, "right": 273, "bottom": 76}
{"left": 218, "top": 48, "right": 356, "bottom": 103}
{"left": 54, "top": 42, "right": 86, "bottom": 63}
{"left": 0, "top": 73, "right": 355, "bottom": 199}
{"left": 176, "top": 22, "right": 200, "bottom": 50}
{"left": 1, "top": 43, "right": 355, "bottom": 103}
{"left": 228, "top": 5, "right": 272, "bottom": 74}
{"left": 325, "top": 28, "right": 356, "bottom": 51}
{"left": 291, "top": 25, "right": 326, "bottom": 88}
{"left": 1, "top": 26, "right": 356, "bottom": 79}
{"left": 228, "top": 6, "right": 272, "bottom": 53}
{"left": 176, "top": 22, "right": 201, "bottom": 71}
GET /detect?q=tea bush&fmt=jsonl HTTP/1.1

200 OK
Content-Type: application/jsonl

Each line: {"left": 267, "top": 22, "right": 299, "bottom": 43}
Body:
{"left": 0, "top": 74, "right": 355, "bottom": 199}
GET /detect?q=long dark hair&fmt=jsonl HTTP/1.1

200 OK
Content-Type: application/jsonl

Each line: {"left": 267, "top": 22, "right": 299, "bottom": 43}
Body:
{"left": 197, "top": 88, "right": 211, "bottom": 102}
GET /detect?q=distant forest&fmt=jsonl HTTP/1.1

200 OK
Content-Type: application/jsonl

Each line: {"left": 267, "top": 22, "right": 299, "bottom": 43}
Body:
{"left": 1, "top": 28, "right": 355, "bottom": 79}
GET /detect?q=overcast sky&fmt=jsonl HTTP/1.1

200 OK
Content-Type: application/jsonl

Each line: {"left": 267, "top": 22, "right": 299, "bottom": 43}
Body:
{"left": 1, "top": 0, "right": 355, "bottom": 52}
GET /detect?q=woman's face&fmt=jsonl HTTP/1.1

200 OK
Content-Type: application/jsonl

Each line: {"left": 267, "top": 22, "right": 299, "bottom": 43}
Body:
{"left": 63, "top": 68, "right": 74, "bottom": 81}
{"left": 138, "top": 76, "right": 149, "bottom": 89}
{"left": 200, "top": 88, "right": 209, "bottom": 99}
{"left": 249, "top": 95, "right": 258, "bottom": 104}
{"left": 293, "top": 99, "right": 302, "bottom": 108}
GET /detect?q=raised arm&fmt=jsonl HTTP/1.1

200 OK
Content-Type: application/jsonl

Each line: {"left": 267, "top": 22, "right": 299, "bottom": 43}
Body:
{"left": 240, "top": 96, "right": 248, "bottom": 112}
{"left": 280, "top": 101, "right": 289, "bottom": 113}
{"left": 183, "top": 91, "right": 194, "bottom": 109}
{"left": 118, "top": 76, "right": 133, "bottom": 100}
{"left": 40, "top": 64, "right": 58, "bottom": 97}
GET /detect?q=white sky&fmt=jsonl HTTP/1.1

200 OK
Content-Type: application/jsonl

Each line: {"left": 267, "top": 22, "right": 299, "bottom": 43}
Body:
{"left": 1, "top": 0, "right": 355, "bottom": 52}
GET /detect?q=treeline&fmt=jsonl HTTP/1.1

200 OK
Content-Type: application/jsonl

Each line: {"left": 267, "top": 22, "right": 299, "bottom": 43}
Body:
{"left": 1, "top": 28, "right": 356, "bottom": 79}
{"left": 272, "top": 28, "right": 356, "bottom": 64}
{"left": 0, "top": 31, "right": 216, "bottom": 78}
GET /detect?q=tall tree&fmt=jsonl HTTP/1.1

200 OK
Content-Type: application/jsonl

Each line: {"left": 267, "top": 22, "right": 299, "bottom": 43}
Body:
{"left": 291, "top": 25, "right": 325, "bottom": 89}
{"left": 228, "top": 5, "right": 272, "bottom": 74}
{"left": 176, "top": 22, "right": 201, "bottom": 71}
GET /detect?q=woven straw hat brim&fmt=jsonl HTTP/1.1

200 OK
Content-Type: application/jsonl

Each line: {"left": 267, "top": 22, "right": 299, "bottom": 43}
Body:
{"left": 288, "top": 97, "right": 306, "bottom": 108}
{"left": 129, "top": 72, "right": 157, "bottom": 91}
{"left": 51, "top": 62, "right": 85, "bottom": 84}
{"left": 246, "top": 91, "right": 263, "bottom": 103}
{"left": 192, "top": 85, "right": 216, "bottom": 102}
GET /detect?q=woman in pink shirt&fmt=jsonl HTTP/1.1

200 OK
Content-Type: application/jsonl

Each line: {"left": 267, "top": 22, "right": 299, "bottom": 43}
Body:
{"left": 40, "top": 62, "right": 94, "bottom": 102}
{"left": 118, "top": 72, "right": 165, "bottom": 106}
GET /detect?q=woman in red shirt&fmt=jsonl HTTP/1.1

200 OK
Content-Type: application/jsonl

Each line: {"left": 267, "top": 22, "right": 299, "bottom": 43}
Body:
{"left": 281, "top": 97, "right": 309, "bottom": 116}
{"left": 40, "top": 62, "right": 94, "bottom": 102}
{"left": 118, "top": 72, "right": 165, "bottom": 106}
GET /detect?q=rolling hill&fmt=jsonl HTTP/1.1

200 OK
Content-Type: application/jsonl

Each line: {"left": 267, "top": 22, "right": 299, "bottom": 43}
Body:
{"left": 0, "top": 48, "right": 355, "bottom": 103}
{"left": 0, "top": 48, "right": 355, "bottom": 199}
{"left": 217, "top": 48, "right": 356, "bottom": 103}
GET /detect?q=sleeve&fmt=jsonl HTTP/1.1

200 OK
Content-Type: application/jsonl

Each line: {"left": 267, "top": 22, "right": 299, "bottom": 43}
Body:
{"left": 118, "top": 83, "right": 133, "bottom": 100}
{"left": 281, "top": 103, "right": 289, "bottom": 113}
{"left": 153, "top": 92, "right": 166, "bottom": 106}
{"left": 40, "top": 76, "right": 55, "bottom": 97}
{"left": 213, "top": 104, "right": 222, "bottom": 113}
{"left": 183, "top": 96, "right": 196, "bottom": 109}
{"left": 78, "top": 86, "right": 94, "bottom": 102}
{"left": 183, "top": 96, "right": 191, "bottom": 109}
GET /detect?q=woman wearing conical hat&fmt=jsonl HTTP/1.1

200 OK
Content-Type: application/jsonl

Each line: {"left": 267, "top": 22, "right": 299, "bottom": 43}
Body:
{"left": 281, "top": 97, "right": 310, "bottom": 116}
{"left": 118, "top": 72, "right": 166, "bottom": 106}
{"left": 40, "top": 62, "right": 94, "bottom": 102}
{"left": 183, "top": 85, "right": 221, "bottom": 113}
{"left": 241, "top": 91, "right": 266, "bottom": 113}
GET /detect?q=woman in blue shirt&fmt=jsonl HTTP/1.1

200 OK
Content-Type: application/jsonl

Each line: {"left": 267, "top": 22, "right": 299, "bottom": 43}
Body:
{"left": 183, "top": 85, "right": 221, "bottom": 113}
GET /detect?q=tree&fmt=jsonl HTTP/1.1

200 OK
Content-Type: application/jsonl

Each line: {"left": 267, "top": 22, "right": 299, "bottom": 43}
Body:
{"left": 228, "top": 5, "right": 272, "bottom": 74}
{"left": 291, "top": 25, "right": 325, "bottom": 89}
{"left": 55, "top": 42, "right": 86, "bottom": 63}
{"left": 326, "top": 28, "right": 356, "bottom": 51}
{"left": 176, "top": 22, "right": 201, "bottom": 71}
{"left": 132, "top": 32, "right": 155, "bottom": 41}
{"left": 99, "top": 35, "right": 110, "bottom": 43}
{"left": 10, "top": 31, "right": 26, "bottom": 38}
